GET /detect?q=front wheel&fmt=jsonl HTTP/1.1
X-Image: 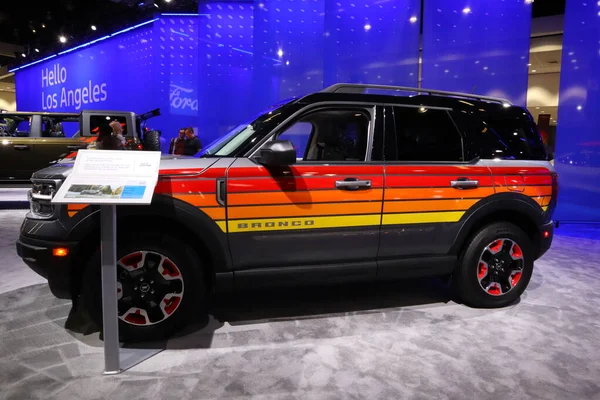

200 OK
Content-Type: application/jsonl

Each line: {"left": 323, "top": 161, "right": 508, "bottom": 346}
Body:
{"left": 81, "top": 233, "right": 205, "bottom": 342}
{"left": 454, "top": 222, "right": 534, "bottom": 308}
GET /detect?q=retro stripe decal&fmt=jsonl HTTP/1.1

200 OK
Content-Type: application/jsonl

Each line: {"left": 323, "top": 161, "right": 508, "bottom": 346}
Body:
{"left": 228, "top": 214, "right": 381, "bottom": 233}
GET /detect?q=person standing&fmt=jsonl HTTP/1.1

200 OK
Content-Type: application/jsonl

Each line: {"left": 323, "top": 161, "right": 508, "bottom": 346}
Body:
{"left": 96, "top": 124, "right": 122, "bottom": 150}
{"left": 169, "top": 128, "right": 186, "bottom": 155}
{"left": 183, "top": 127, "right": 202, "bottom": 156}
{"left": 109, "top": 120, "right": 126, "bottom": 149}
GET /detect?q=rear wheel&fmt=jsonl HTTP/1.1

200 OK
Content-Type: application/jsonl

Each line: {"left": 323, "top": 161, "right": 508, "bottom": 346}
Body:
{"left": 454, "top": 222, "right": 533, "bottom": 308}
{"left": 81, "top": 233, "right": 204, "bottom": 342}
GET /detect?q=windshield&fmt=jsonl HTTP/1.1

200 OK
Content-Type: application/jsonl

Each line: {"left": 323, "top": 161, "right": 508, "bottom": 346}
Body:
{"left": 200, "top": 98, "right": 302, "bottom": 157}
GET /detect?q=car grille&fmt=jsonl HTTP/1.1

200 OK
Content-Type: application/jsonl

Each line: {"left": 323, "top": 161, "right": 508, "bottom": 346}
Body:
{"left": 29, "top": 179, "right": 62, "bottom": 219}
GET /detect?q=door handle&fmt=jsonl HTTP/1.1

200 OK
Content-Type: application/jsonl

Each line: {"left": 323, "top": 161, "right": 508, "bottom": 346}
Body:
{"left": 335, "top": 178, "right": 372, "bottom": 190}
{"left": 450, "top": 178, "right": 479, "bottom": 190}
{"left": 13, "top": 144, "right": 29, "bottom": 150}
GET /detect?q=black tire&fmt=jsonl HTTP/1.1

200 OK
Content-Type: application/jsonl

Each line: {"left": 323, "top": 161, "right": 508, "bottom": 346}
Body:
{"left": 81, "top": 231, "right": 205, "bottom": 342}
{"left": 454, "top": 222, "right": 533, "bottom": 308}
{"left": 143, "top": 130, "right": 161, "bottom": 152}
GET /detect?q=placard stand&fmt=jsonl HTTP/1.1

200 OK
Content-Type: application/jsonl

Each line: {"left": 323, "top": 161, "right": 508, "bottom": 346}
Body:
{"left": 51, "top": 150, "right": 163, "bottom": 375}
{"left": 100, "top": 205, "right": 162, "bottom": 374}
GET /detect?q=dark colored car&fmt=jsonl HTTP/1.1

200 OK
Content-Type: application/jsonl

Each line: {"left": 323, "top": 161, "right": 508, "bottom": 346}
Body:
{"left": 16, "top": 83, "right": 557, "bottom": 342}
{"left": 0, "top": 109, "right": 162, "bottom": 182}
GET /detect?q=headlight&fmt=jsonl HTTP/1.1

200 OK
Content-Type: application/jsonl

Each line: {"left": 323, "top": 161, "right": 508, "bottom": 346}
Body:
{"left": 29, "top": 179, "right": 62, "bottom": 219}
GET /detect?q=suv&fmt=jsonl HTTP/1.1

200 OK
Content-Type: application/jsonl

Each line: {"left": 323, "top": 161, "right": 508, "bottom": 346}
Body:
{"left": 0, "top": 109, "right": 162, "bottom": 182}
{"left": 16, "top": 84, "right": 557, "bottom": 342}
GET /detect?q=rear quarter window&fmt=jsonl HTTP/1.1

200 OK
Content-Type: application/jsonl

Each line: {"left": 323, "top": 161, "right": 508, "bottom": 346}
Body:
{"left": 451, "top": 108, "right": 548, "bottom": 161}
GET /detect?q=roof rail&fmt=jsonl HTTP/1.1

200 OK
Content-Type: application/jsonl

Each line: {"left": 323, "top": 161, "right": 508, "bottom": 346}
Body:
{"left": 321, "top": 83, "right": 512, "bottom": 105}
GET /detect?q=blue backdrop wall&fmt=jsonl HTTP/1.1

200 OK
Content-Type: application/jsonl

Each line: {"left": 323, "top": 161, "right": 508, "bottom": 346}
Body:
{"left": 553, "top": 0, "right": 600, "bottom": 222}
{"left": 15, "top": 22, "right": 156, "bottom": 114}
{"left": 421, "top": 0, "right": 532, "bottom": 105}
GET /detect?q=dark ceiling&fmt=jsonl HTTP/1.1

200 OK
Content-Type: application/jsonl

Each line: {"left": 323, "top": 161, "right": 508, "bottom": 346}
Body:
{"left": 0, "top": 0, "right": 566, "bottom": 70}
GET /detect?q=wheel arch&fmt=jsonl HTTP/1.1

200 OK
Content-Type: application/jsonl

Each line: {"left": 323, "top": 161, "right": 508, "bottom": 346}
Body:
{"left": 67, "top": 194, "right": 231, "bottom": 297}
{"left": 451, "top": 193, "right": 544, "bottom": 257}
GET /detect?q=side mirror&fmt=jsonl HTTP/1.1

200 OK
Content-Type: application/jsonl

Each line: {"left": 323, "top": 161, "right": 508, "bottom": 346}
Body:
{"left": 258, "top": 140, "right": 297, "bottom": 166}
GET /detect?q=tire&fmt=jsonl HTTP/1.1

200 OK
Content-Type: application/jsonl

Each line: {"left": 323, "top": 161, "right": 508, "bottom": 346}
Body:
{"left": 143, "top": 130, "right": 162, "bottom": 152}
{"left": 453, "top": 222, "right": 533, "bottom": 308}
{"left": 81, "top": 231, "right": 205, "bottom": 342}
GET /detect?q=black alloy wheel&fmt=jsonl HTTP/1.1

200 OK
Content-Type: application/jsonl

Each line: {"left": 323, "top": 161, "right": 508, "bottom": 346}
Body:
{"left": 81, "top": 233, "right": 205, "bottom": 342}
{"left": 454, "top": 222, "right": 534, "bottom": 308}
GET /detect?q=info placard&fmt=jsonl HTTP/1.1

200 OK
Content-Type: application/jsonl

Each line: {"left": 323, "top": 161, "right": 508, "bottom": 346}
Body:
{"left": 52, "top": 150, "right": 161, "bottom": 205}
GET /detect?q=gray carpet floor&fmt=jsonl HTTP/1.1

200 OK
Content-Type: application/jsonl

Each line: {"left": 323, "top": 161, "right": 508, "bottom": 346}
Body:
{"left": 1, "top": 209, "right": 599, "bottom": 400}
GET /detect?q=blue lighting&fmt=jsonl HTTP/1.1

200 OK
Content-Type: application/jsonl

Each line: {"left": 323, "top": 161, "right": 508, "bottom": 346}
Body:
{"left": 161, "top": 13, "right": 208, "bottom": 17}
{"left": 170, "top": 29, "right": 190, "bottom": 37}
{"left": 9, "top": 18, "right": 158, "bottom": 73}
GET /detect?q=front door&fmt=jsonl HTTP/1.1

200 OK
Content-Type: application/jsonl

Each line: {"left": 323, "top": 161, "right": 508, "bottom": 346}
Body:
{"left": 225, "top": 105, "right": 384, "bottom": 274}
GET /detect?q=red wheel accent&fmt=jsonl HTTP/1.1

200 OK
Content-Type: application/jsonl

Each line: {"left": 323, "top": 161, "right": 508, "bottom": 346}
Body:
{"left": 510, "top": 272, "right": 522, "bottom": 287}
{"left": 511, "top": 244, "right": 523, "bottom": 259}
{"left": 478, "top": 262, "right": 488, "bottom": 280}
{"left": 121, "top": 252, "right": 143, "bottom": 268}
{"left": 161, "top": 259, "right": 181, "bottom": 278}
{"left": 124, "top": 310, "right": 148, "bottom": 325}
{"left": 163, "top": 296, "right": 181, "bottom": 315}
{"left": 489, "top": 240, "right": 503, "bottom": 253}
{"left": 487, "top": 284, "right": 501, "bottom": 296}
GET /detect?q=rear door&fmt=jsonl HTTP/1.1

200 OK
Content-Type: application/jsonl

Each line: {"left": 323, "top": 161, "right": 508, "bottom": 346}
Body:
{"left": 378, "top": 105, "right": 494, "bottom": 271}
{"left": 226, "top": 104, "right": 384, "bottom": 277}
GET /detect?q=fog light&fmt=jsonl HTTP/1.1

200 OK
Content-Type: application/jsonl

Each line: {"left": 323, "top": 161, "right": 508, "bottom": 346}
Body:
{"left": 543, "top": 231, "right": 550, "bottom": 238}
{"left": 53, "top": 248, "right": 69, "bottom": 257}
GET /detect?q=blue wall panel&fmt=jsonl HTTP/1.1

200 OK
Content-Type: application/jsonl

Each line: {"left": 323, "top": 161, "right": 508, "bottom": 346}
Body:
{"left": 323, "top": 0, "right": 420, "bottom": 88}
{"left": 422, "top": 0, "right": 532, "bottom": 105}
{"left": 252, "top": 0, "right": 325, "bottom": 112}
{"left": 553, "top": 0, "right": 600, "bottom": 222}
{"left": 197, "top": 2, "right": 255, "bottom": 142}
{"left": 15, "top": 24, "right": 156, "bottom": 114}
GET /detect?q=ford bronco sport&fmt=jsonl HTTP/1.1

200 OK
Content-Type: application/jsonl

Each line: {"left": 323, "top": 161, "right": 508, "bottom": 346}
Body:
{"left": 16, "top": 84, "right": 557, "bottom": 342}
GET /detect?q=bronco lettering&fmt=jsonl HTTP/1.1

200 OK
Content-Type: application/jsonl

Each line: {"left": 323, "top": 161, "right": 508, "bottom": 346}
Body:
{"left": 237, "top": 220, "right": 315, "bottom": 230}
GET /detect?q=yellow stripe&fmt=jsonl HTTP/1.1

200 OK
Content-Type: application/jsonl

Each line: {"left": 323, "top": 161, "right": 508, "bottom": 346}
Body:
{"left": 216, "top": 220, "right": 227, "bottom": 232}
{"left": 227, "top": 214, "right": 381, "bottom": 233}
{"left": 542, "top": 206, "right": 548, "bottom": 212}
{"left": 382, "top": 211, "right": 465, "bottom": 225}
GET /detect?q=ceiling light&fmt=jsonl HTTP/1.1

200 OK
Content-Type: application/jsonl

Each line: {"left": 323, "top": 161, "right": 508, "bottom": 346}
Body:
{"left": 526, "top": 63, "right": 531, "bottom": 66}
{"left": 34, "top": 48, "right": 39, "bottom": 52}
{"left": 59, "top": 36, "right": 67, "bottom": 43}
{"left": 409, "top": 16, "right": 417, "bottom": 23}
{"left": 532, "top": 69, "right": 537, "bottom": 72}
{"left": 364, "top": 23, "right": 372, "bottom": 31}
{"left": 462, "top": 7, "right": 471, "bottom": 14}
{"left": 154, "top": 3, "right": 159, "bottom": 8}
{"left": 21, "top": 53, "right": 26, "bottom": 58}
{"left": 32, "top": 29, "right": 36, "bottom": 33}
{"left": 41, "top": 24, "right": 46, "bottom": 28}
{"left": 277, "top": 49, "right": 283, "bottom": 57}
{"left": 577, "top": 105, "right": 583, "bottom": 110}
{"left": 91, "top": 25, "right": 97, "bottom": 31}
{"left": 285, "top": 60, "right": 290, "bottom": 65}
{"left": 165, "top": 0, "right": 172, "bottom": 2}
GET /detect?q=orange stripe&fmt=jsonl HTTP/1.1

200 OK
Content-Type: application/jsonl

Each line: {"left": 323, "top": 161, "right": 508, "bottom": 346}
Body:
{"left": 228, "top": 189, "right": 383, "bottom": 206}
{"left": 384, "top": 199, "right": 479, "bottom": 213}
{"left": 532, "top": 196, "right": 545, "bottom": 206}
{"left": 199, "top": 207, "right": 225, "bottom": 220}
{"left": 496, "top": 186, "right": 553, "bottom": 196}
{"left": 67, "top": 204, "right": 88, "bottom": 211}
{"left": 542, "top": 196, "right": 552, "bottom": 206}
{"left": 384, "top": 187, "right": 495, "bottom": 200}
{"left": 228, "top": 201, "right": 382, "bottom": 219}
{"left": 68, "top": 211, "right": 78, "bottom": 217}
{"left": 172, "top": 194, "right": 219, "bottom": 207}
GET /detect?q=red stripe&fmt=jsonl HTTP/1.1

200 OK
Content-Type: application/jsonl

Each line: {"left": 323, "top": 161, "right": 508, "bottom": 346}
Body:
{"left": 228, "top": 165, "right": 384, "bottom": 178}
{"left": 522, "top": 175, "right": 553, "bottom": 185}
{"left": 385, "top": 165, "right": 490, "bottom": 175}
{"left": 228, "top": 176, "right": 384, "bottom": 193}
{"left": 155, "top": 179, "right": 216, "bottom": 193}
{"left": 159, "top": 167, "right": 226, "bottom": 177}
{"left": 386, "top": 175, "right": 495, "bottom": 188}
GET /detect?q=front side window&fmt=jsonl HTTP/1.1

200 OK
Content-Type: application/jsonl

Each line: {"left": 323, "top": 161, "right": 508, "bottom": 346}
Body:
{"left": 275, "top": 108, "right": 371, "bottom": 162}
{"left": 42, "top": 116, "right": 79, "bottom": 138}
{"left": 387, "top": 107, "right": 464, "bottom": 162}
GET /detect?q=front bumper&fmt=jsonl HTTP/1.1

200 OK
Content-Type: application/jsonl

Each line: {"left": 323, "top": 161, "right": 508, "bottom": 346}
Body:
{"left": 16, "top": 235, "right": 79, "bottom": 299}
{"left": 537, "top": 221, "right": 554, "bottom": 259}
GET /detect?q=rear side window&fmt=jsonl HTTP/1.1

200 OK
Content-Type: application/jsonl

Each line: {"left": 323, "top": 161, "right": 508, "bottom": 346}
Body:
{"left": 386, "top": 106, "right": 464, "bottom": 162}
{"left": 89, "top": 115, "right": 128, "bottom": 137}
{"left": 452, "top": 109, "right": 547, "bottom": 160}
